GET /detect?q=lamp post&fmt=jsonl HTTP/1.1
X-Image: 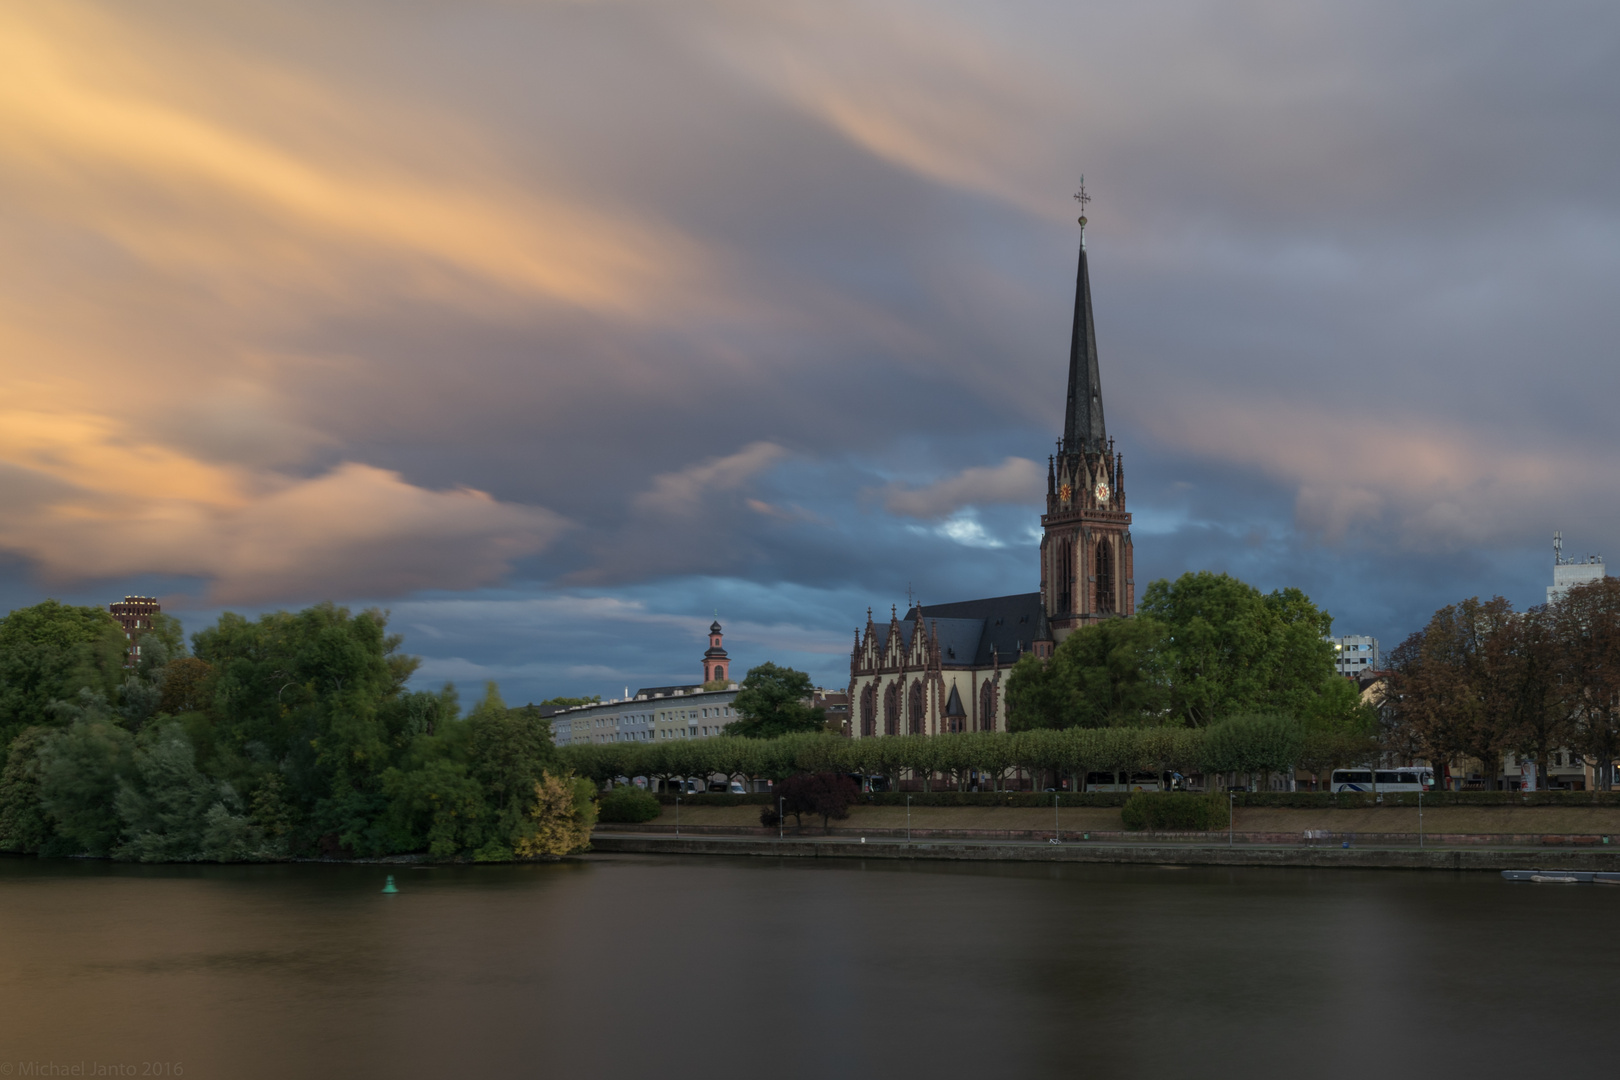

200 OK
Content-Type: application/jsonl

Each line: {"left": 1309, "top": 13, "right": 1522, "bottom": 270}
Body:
{"left": 1418, "top": 788, "right": 1424, "bottom": 849}
{"left": 1055, "top": 793, "right": 1060, "bottom": 844}
{"left": 1228, "top": 789, "right": 1235, "bottom": 847}
{"left": 778, "top": 796, "right": 784, "bottom": 841}
{"left": 907, "top": 794, "right": 912, "bottom": 843}
{"left": 675, "top": 796, "right": 680, "bottom": 838}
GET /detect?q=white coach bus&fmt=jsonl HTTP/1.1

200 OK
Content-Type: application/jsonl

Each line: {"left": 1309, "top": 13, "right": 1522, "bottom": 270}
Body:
{"left": 1329, "top": 767, "right": 1434, "bottom": 793}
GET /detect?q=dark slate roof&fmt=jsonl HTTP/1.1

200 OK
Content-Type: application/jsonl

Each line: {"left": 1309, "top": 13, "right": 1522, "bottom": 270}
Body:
{"left": 902, "top": 592, "right": 1048, "bottom": 668}
{"left": 944, "top": 685, "right": 966, "bottom": 716}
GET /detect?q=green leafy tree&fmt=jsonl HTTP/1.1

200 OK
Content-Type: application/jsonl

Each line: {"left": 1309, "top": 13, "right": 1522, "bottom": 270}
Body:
{"left": 37, "top": 702, "right": 135, "bottom": 856}
{"left": 1008, "top": 617, "right": 1170, "bottom": 730}
{"left": 724, "top": 663, "right": 825, "bottom": 739}
{"left": 115, "top": 721, "right": 258, "bottom": 862}
{"left": 1141, "top": 572, "right": 1337, "bottom": 726}
{"left": 465, "top": 683, "right": 561, "bottom": 857}
{"left": 0, "top": 727, "right": 56, "bottom": 853}
{"left": 0, "top": 600, "right": 127, "bottom": 765}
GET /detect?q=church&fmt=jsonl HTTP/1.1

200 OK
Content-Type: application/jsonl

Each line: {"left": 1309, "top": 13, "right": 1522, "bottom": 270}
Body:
{"left": 848, "top": 202, "right": 1135, "bottom": 738}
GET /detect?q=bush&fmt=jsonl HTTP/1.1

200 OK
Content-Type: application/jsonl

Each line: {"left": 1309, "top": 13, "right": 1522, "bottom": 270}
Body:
{"left": 759, "top": 806, "right": 781, "bottom": 828}
{"left": 597, "top": 784, "right": 662, "bottom": 824}
{"left": 1121, "top": 791, "right": 1229, "bottom": 832}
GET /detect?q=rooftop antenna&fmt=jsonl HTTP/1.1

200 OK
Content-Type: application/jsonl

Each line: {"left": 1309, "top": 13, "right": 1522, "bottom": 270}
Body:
{"left": 906, "top": 582, "right": 915, "bottom": 611}
{"left": 1074, "top": 176, "right": 1092, "bottom": 248}
{"left": 1555, "top": 531, "right": 1565, "bottom": 566}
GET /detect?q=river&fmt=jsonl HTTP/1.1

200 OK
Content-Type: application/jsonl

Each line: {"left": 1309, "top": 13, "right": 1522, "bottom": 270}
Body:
{"left": 2, "top": 854, "right": 1614, "bottom": 1077}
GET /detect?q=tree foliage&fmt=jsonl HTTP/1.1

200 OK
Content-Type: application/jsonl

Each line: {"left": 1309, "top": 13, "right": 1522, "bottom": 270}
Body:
{"left": 724, "top": 663, "right": 825, "bottom": 739}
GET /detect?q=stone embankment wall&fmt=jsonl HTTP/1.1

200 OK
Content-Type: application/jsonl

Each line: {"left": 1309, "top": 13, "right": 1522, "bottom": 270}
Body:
{"left": 589, "top": 834, "right": 1620, "bottom": 873}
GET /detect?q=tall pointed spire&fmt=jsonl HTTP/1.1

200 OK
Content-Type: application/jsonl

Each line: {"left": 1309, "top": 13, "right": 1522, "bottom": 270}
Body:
{"left": 1063, "top": 180, "right": 1105, "bottom": 454}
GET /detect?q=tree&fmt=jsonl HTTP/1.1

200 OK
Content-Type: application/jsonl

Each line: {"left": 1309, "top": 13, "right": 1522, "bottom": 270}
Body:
{"left": 1140, "top": 572, "right": 1337, "bottom": 726}
{"left": 1554, "top": 578, "right": 1620, "bottom": 789}
{"left": 1389, "top": 598, "right": 1514, "bottom": 789}
{"left": 466, "top": 683, "right": 562, "bottom": 858}
{"left": 724, "top": 663, "right": 825, "bottom": 739}
{"left": 0, "top": 727, "right": 56, "bottom": 853}
{"left": 513, "top": 773, "right": 598, "bottom": 857}
{"left": 777, "top": 771, "right": 857, "bottom": 833}
{"left": 1008, "top": 617, "right": 1170, "bottom": 730}
{"left": 0, "top": 600, "right": 127, "bottom": 765}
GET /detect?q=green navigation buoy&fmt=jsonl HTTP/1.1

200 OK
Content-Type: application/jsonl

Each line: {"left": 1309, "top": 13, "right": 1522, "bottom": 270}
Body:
{"left": 382, "top": 874, "right": 399, "bottom": 894}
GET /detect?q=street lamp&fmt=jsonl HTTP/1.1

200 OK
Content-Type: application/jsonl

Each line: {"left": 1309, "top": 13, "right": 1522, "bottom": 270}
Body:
{"left": 1228, "top": 789, "right": 1235, "bottom": 847}
{"left": 778, "top": 796, "right": 784, "bottom": 841}
{"left": 1418, "top": 788, "right": 1424, "bottom": 849}
{"left": 675, "top": 796, "right": 680, "bottom": 837}
{"left": 907, "top": 794, "right": 912, "bottom": 843}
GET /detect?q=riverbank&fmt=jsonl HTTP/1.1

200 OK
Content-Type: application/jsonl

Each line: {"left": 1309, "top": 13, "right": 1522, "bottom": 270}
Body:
{"left": 648, "top": 802, "right": 1620, "bottom": 839}
{"left": 590, "top": 832, "right": 1620, "bottom": 872}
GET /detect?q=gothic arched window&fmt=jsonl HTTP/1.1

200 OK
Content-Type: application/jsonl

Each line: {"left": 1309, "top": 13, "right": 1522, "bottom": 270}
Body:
{"left": 908, "top": 682, "right": 925, "bottom": 735}
{"left": 1056, "top": 539, "right": 1073, "bottom": 614}
{"left": 979, "top": 682, "right": 995, "bottom": 732}
{"left": 860, "top": 685, "right": 876, "bottom": 738}
{"left": 883, "top": 683, "right": 900, "bottom": 736}
{"left": 1096, "top": 539, "right": 1116, "bottom": 615}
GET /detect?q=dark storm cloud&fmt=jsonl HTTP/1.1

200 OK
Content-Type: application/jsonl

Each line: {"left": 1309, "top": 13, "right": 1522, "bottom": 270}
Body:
{"left": 2, "top": 0, "right": 1616, "bottom": 700}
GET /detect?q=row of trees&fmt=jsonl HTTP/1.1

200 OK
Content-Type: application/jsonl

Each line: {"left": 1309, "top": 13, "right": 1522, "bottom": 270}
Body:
{"left": 561, "top": 718, "right": 1374, "bottom": 793}
{"left": 0, "top": 601, "right": 595, "bottom": 861}
{"left": 1385, "top": 578, "right": 1620, "bottom": 789}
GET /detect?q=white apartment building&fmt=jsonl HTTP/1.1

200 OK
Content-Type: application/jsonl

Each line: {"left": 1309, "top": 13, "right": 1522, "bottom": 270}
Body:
{"left": 549, "top": 683, "right": 743, "bottom": 747}
{"left": 1329, "top": 634, "right": 1380, "bottom": 677}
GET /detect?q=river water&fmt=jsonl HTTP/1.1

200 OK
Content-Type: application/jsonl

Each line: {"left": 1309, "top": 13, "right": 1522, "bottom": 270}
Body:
{"left": 2, "top": 854, "right": 1614, "bottom": 1077}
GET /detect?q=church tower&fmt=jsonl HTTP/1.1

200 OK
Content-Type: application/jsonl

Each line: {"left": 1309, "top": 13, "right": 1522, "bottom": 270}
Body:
{"left": 1038, "top": 190, "right": 1133, "bottom": 649}
{"left": 702, "top": 620, "right": 730, "bottom": 684}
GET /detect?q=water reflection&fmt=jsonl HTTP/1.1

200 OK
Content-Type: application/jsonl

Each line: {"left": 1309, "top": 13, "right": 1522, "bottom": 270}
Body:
{"left": 1, "top": 855, "right": 1613, "bottom": 1077}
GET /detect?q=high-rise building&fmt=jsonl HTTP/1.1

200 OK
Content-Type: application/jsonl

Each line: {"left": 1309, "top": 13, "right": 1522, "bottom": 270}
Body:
{"left": 1328, "top": 634, "right": 1380, "bottom": 677}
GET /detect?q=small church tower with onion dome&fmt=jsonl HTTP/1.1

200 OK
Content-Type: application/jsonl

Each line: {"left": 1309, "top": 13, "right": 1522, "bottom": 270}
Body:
{"left": 703, "top": 620, "right": 730, "bottom": 684}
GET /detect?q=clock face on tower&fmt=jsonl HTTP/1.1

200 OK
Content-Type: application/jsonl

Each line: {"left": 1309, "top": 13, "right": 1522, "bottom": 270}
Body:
{"left": 1058, "top": 483, "right": 1072, "bottom": 503}
{"left": 1094, "top": 480, "right": 1110, "bottom": 503}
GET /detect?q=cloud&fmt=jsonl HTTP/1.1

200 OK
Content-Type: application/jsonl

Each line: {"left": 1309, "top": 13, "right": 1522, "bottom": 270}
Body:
{"left": 632, "top": 442, "right": 790, "bottom": 517}
{"left": 1137, "top": 392, "right": 1616, "bottom": 549}
{"left": 0, "top": 439, "right": 570, "bottom": 603}
{"left": 879, "top": 457, "right": 1045, "bottom": 519}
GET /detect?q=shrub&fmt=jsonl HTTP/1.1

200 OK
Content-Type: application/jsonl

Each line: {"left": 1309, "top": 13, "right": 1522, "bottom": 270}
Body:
{"left": 759, "top": 806, "right": 781, "bottom": 828}
{"left": 598, "top": 784, "right": 662, "bottom": 824}
{"left": 1121, "top": 791, "right": 1229, "bottom": 832}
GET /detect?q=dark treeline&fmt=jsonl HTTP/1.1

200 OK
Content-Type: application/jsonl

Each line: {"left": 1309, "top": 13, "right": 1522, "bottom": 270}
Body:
{"left": 0, "top": 601, "right": 594, "bottom": 861}
{"left": 1385, "top": 578, "right": 1620, "bottom": 789}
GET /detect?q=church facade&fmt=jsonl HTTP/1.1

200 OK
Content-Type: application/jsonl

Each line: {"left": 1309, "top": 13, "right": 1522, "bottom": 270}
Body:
{"left": 849, "top": 210, "right": 1134, "bottom": 738}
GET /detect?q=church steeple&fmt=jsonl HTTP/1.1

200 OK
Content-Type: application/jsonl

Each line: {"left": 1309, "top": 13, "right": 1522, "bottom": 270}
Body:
{"left": 1062, "top": 183, "right": 1105, "bottom": 455}
{"left": 1042, "top": 181, "right": 1133, "bottom": 642}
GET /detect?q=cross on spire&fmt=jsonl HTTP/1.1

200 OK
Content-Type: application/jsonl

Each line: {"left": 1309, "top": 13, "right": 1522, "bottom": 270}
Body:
{"left": 1073, "top": 176, "right": 1091, "bottom": 217}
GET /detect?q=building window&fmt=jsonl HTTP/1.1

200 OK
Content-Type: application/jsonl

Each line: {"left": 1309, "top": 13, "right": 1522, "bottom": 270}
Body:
{"left": 908, "top": 682, "right": 924, "bottom": 735}
{"left": 883, "top": 683, "right": 900, "bottom": 736}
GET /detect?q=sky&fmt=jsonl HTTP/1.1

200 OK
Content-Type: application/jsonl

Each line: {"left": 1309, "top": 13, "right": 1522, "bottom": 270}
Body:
{"left": 2, "top": 0, "right": 1618, "bottom": 704}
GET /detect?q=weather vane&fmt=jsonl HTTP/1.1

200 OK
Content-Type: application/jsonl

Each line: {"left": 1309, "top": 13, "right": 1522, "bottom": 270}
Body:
{"left": 1074, "top": 175, "right": 1091, "bottom": 245}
